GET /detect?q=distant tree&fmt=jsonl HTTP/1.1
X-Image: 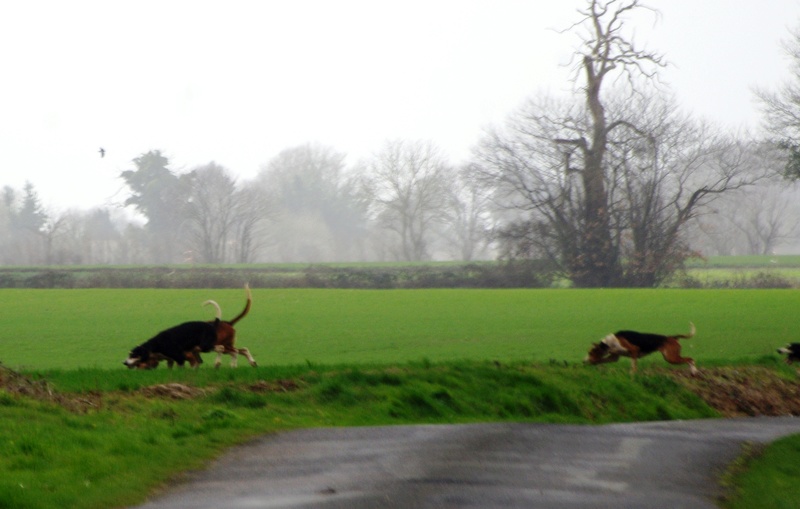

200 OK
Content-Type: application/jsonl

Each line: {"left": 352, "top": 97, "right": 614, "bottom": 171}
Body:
{"left": 40, "top": 210, "right": 70, "bottom": 265}
{"left": 5, "top": 182, "right": 49, "bottom": 264}
{"left": 256, "top": 143, "right": 369, "bottom": 262}
{"left": 82, "top": 208, "right": 122, "bottom": 264}
{"left": 690, "top": 182, "right": 800, "bottom": 256}
{"left": 231, "top": 184, "right": 274, "bottom": 264}
{"left": 120, "top": 151, "right": 190, "bottom": 262}
{"left": 184, "top": 162, "right": 239, "bottom": 264}
{"left": 368, "top": 140, "right": 452, "bottom": 261}
{"left": 756, "top": 21, "right": 800, "bottom": 180}
{"left": 13, "top": 182, "right": 47, "bottom": 234}
{"left": 0, "top": 188, "right": 11, "bottom": 263}
{"left": 441, "top": 164, "right": 494, "bottom": 261}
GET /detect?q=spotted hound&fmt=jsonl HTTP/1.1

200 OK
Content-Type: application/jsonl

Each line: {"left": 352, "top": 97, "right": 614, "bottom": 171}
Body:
{"left": 584, "top": 322, "right": 698, "bottom": 375}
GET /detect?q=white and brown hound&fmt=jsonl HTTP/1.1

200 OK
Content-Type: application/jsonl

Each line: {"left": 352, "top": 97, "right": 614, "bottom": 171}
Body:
{"left": 584, "top": 322, "right": 698, "bottom": 375}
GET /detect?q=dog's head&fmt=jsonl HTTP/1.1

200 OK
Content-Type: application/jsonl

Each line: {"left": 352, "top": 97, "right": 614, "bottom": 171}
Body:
{"left": 123, "top": 345, "right": 153, "bottom": 369}
{"left": 777, "top": 343, "right": 800, "bottom": 364}
{"left": 584, "top": 339, "right": 611, "bottom": 364}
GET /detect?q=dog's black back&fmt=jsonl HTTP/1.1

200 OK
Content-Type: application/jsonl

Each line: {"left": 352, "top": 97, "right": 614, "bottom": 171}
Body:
{"left": 127, "top": 320, "right": 219, "bottom": 366}
{"left": 615, "top": 331, "right": 668, "bottom": 355}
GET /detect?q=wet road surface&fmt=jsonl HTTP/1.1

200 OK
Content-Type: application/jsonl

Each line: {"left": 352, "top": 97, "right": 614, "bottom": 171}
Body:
{"left": 133, "top": 417, "right": 800, "bottom": 508}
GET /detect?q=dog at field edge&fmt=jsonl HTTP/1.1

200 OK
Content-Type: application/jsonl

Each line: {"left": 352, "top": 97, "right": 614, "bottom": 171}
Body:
{"left": 123, "top": 320, "right": 219, "bottom": 369}
{"left": 584, "top": 322, "right": 698, "bottom": 375}
{"left": 130, "top": 350, "right": 203, "bottom": 370}
{"left": 202, "top": 283, "right": 257, "bottom": 368}
{"left": 777, "top": 343, "right": 800, "bottom": 364}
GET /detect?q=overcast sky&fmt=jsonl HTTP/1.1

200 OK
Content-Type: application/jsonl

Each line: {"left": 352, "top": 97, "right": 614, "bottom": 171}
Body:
{"left": 2, "top": 0, "right": 799, "bottom": 211}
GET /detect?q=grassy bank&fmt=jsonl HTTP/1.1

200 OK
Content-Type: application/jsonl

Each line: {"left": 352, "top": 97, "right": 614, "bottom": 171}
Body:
{"left": 1, "top": 361, "right": 719, "bottom": 509}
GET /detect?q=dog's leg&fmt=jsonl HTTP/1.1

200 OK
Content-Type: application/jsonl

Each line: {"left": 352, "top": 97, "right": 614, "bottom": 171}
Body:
{"left": 238, "top": 347, "right": 257, "bottom": 367}
{"left": 214, "top": 345, "right": 225, "bottom": 368}
{"left": 660, "top": 340, "right": 699, "bottom": 375}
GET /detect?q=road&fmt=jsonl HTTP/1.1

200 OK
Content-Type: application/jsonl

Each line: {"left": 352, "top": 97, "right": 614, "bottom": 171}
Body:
{"left": 133, "top": 417, "right": 800, "bottom": 509}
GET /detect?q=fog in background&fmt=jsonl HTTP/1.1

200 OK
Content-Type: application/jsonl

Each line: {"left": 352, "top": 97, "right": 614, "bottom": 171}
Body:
{"left": 2, "top": 0, "right": 800, "bottom": 267}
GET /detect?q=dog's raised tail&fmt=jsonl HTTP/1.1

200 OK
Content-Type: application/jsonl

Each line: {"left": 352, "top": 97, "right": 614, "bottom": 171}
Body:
{"left": 228, "top": 283, "right": 251, "bottom": 326}
{"left": 203, "top": 299, "right": 222, "bottom": 320}
{"left": 677, "top": 322, "right": 696, "bottom": 339}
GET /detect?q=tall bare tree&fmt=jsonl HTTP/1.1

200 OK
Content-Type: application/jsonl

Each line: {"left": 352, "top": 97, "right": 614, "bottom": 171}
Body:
{"left": 556, "top": 0, "right": 665, "bottom": 285}
{"left": 475, "top": 0, "right": 776, "bottom": 287}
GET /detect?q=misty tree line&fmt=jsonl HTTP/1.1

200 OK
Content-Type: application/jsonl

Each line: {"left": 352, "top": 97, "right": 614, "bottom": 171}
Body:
{"left": 2, "top": 0, "right": 800, "bottom": 287}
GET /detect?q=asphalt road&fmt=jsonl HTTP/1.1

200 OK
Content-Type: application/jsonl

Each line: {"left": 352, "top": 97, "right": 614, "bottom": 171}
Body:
{"left": 133, "top": 417, "right": 800, "bottom": 509}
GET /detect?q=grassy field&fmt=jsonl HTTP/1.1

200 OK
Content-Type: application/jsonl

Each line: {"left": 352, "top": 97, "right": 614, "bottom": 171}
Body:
{"left": 1, "top": 287, "right": 799, "bottom": 508}
{"left": 2, "top": 288, "right": 798, "bottom": 371}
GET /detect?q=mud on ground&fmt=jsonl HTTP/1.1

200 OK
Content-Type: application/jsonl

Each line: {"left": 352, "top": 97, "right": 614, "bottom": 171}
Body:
{"left": 0, "top": 364, "right": 100, "bottom": 413}
{"left": 666, "top": 366, "right": 800, "bottom": 417}
{"left": 2, "top": 364, "right": 799, "bottom": 418}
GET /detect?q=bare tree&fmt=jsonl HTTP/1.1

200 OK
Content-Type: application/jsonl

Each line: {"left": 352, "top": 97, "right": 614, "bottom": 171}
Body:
{"left": 441, "top": 164, "right": 494, "bottom": 261}
{"left": 255, "top": 143, "right": 369, "bottom": 262}
{"left": 185, "top": 162, "right": 238, "bottom": 263}
{"left": 756, "top": 21, "right": 800, "bottom": 179}
{"left": 553, "top": 0, "right": 665, "bottom": 286}
{"left": 691, "top": 182, "right": 800, "bottom": 256}
{"left": 731, "top": 186, "right": 798, "bottom": 255}
{"left": 368, "top": 140, "right": 452, "bottom": 261}
{"left": 230, "top": 183, "right": 274, "bottom": 264}
{"left": 474, "top": 0, "right": 777, "bottom": 287}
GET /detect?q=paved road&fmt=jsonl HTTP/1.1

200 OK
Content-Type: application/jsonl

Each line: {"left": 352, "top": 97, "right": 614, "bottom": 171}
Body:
{"left": 134, "top": 417, "right": 800, "bottom": 509}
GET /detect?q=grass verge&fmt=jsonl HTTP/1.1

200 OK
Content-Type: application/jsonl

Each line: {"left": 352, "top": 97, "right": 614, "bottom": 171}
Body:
{"left": 721, "top": 435, "right": 800, "bottom": 509}
{"left": 1, "top": 361, "right": 718, "bottom": 509}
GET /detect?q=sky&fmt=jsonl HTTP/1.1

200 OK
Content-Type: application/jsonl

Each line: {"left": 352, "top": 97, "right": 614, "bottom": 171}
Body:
{"left": 1, "top": 0, "right": 799, "bottom": 211}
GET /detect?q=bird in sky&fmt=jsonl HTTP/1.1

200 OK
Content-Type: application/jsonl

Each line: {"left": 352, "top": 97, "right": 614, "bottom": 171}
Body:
{"left": 99, "top": 147, "right": 105, "bottom": 158}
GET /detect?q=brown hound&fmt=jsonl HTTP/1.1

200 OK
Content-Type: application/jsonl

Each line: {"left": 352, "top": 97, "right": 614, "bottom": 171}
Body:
{"left": 584, "top": 322, "right": 698, "bottom": 375}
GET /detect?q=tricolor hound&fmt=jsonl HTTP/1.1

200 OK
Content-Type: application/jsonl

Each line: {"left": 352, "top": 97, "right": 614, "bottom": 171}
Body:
{"left": 777, "top": 343, "right": 800, "bottom": 364}
{"left": 129, "top": 284, "right": 257, "bottom": 369}
{"left": 584, "top": 322, "right": 698, "bottom": 375}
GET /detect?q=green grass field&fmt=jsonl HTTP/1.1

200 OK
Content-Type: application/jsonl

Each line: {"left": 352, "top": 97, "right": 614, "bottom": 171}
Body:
{"left": 2, "top": 288, "right": 798, "bottom": 371}
{"left": 1, "top": 287, "right": 799, "bottom": 508}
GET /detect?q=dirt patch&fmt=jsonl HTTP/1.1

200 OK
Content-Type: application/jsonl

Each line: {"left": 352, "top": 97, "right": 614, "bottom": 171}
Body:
{"left": 0, "top": 364, "right": 100, "bottom": 413}
{"left": 665, "top": 366, "right": 800, "bottom": 417}
{"left": 4, "top": 362, "right": 798, "bottom": 418}
{"left": 139, "top": 383, "right": 206, "bottom": 400}
{"left": 248, "top": 379, "right": 302, "bottom": 393}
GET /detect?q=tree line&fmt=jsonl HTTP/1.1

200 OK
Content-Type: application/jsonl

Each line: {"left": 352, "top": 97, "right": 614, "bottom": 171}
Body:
{"left": 2, "top": 0, "right": 799, "bottom": 287}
